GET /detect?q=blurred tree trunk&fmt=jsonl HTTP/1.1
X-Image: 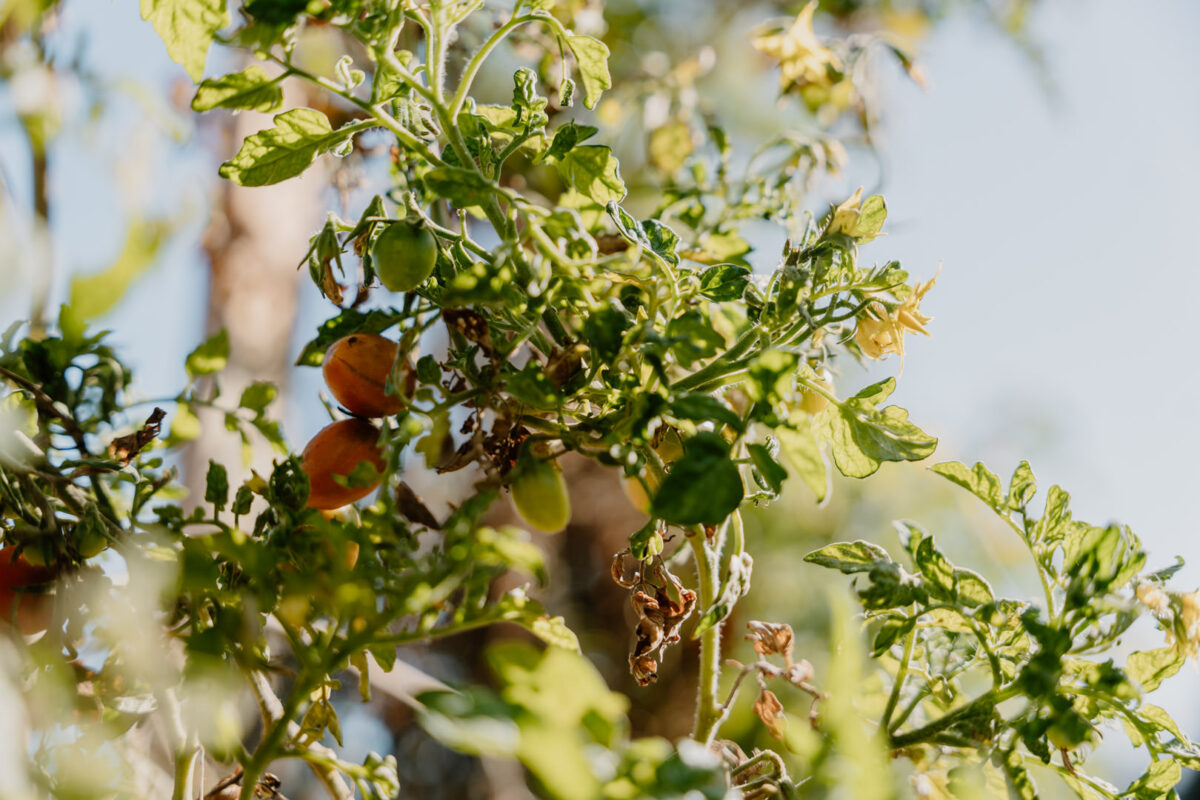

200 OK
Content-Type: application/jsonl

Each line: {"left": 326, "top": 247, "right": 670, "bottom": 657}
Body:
{"left": 185, "top": 79, "right": 323, "bottom": 490}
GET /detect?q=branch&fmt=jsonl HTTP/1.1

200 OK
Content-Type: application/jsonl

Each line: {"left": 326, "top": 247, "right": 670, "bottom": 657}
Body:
{"left": 246, "top": 671, "right": 353, "bottom": 800}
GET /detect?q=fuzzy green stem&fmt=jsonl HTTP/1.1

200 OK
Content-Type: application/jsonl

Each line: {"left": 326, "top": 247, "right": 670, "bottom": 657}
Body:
{"left": 688, "top": 531, "right": 722, "bottom": 743}
{"left": 889, "top": 685, "right": 1020, "bottom": 749}
{"left": 448, "top": 13, "right": 537, "bottom": 118}
{"left": 670, "top": 329, "right": 761, "bottom": 393}
{"left": 880, "top": 624, "right": 916, "bottom": 733}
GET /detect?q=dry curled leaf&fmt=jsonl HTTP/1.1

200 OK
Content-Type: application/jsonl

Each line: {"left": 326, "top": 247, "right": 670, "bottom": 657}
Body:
{"left": 395, "top": 482, "right": 441, "bottom": 529}
{"left": 630, "top": 653, "right": 658, "bottom": 686}
{"left": 785, "top": 658, "right": 815, "bottom": 688}
{"left": 753, "top": 689, "right": 787, "bottom": 740}
{"left": 443, "top": 307, "right": 492, "bottom": 352}
{"left": 107, "top": 407, "right": 166, "bottom": 465}
{"left": 746, "top": 620, "right": 794, "bottom": 663}
{"left": 610, "top": 550, "right": 641, "bottom": 588}
{"left": 545, "top": 342, "right": 587, "bottom": 389}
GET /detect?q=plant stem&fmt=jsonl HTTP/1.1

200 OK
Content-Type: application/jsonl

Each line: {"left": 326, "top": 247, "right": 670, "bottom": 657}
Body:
{"left": 688, "top": 531, "right": 722, "bottom": 743}
{"left": 670, "top": 329, "right": 760, "bottom": 393}
{"left": 448, "top": 13, "right": 536, "bottom": 118}
{"left": 889, "top": 685, "right": 1020, "bottom": 749}
{"left": 881, "top": 624, "right": 916, "bottom": 732}
{"left": 161, "top": 687, "right": 199, "bottom": 800}
{"left": 1000, "top": 514, "right": 1057, "bottom": 620}
{"left": 240, "top": 672, "right": 312, "bottom": 800}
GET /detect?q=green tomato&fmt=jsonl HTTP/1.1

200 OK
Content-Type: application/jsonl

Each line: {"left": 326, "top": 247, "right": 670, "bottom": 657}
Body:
{"left": 371, "top": 221, "right": 438, "bottom": 292}
{"left": 510, "top": 458, "right": 571, "bottom": 533}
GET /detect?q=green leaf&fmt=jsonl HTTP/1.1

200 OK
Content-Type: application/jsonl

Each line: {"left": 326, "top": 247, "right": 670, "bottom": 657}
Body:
{"left": 544, "top": 121, "right": 598, "bottom": 161}
{"left": 238, "top": 381, "right": 277, "bottom": 415}
{"left": 416, "top": 355, "right": 441, "bottom": 386}
{"left": 745, "top": 350, "right": 797, "bottom": 405}
{"left": 475, "top": 526, "right": 548, "bottom": 585}
{"left": 697, "top": 264, "right": 750, "bottom": 302}
{"left": 666, "top": 311, "right": 724, "bottom": 368}
{"left": 1007, "top": 460, "right": 1037, "bottom": 510}
{"left": 557, "top": 145, "right": 626, "bottom": 204}
{"left": 897, "top": 521, "right": 954, "bottom": 600}
{"left": 505, "top": 362, "right": 560, "bottom": 410}
{"left": 205, "top": 460, "right": 229, "bottom": 510}
{"left": 1031, "top": 485, "right": 1073, "bottom": 545}
{"left": 670, "top": 394, "right": 742, "bottom": 432}
{"left": 1137, "top": 704, "right": 1186, "bottom": 743}
{"left": 804, "top": 540, "right": 892, "bottom": 574}
{"left": 651, "top": 432, "right": 743, "bottom": 525}
{"left": 856, "top": 194, "right": 887, "bottom": 239}
{"left": 417, "top": 689, "right": 521, "bottom": 757}
{"left": 696, "top": 231, "right": 751, "bottom": 263}
{"left": 629, "top": 522, "right": 664, "bottom": 560}
{"left": 525, "top": 615, "right": 580, "bottom": 651}
{"left": 931, "top": 461, "right": 1004, "bottom": 511}
{"left": 140, "top": 0, "right": 228, "bottom": 82}
{"left": 747, "top": 444, "right": 787, "bottom": 494}
{"left": 192, "top": 66, "right": 283, "bottom": 112}
{"left": 415, "top": 412, "right": 450, "bottom": 470}
{"left": 565, "top": 35, "right": 611, "bottom": 109}
{"left": 1127, "top": 645, "right": 1186, "bottom": 692}
{"left": 999, "top": 748, "right": 1038, "bottom": 800}
{"left": 186, "top": 329, "right": 229, "bottom": 378}
{"left": 582, "top": 305, "right": 629, "bottom": 364}
{"left": 1123, "top": 759, "right": 1180, "bottom": 800}
{"left": 218, "top": 109, "right": 357, "bottom": 187}
{"left": 424, "top": 166, "right": 497, "bottom": 209}
{"left": 64, "top": 219, "right": 169, "bottom": 326}
{"left": 243, "top": 0, "right": 306, "bottom": 25}
{"left": 821, "top": 383, "right": 937, "bottom": 478}
{"left": 872, "top": 615, "right": 915, "bottom": 656}
{"left": 776, "top": 413, "right": 827, "bottom": 502}
{"left": 232, "top": 485, "right": 254, "bottom": 516}
{"left": 167, "top": 403, "right": 201, "bottom": 444}
{"left": 955, "top": 568, "right": 995, "bottom": 607}
{"left": 641, "top": 219, "right": 680, "bottom": 266}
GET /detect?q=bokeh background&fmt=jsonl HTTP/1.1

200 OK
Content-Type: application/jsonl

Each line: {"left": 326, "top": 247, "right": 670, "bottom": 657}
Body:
{"left": 1, "top": 0, "right": 1197, "bottom": 796}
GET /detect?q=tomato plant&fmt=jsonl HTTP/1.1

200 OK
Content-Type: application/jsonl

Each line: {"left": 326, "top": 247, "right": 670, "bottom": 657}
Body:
{"left": 0, "top": 1, "right": 1197, "bottom": 799}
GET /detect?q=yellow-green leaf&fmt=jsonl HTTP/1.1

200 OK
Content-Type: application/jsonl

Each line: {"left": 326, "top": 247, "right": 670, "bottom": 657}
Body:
{"left": 566, "top": 35, "right": 611, "bottom": 109}
{"left": 219, "top": 108, "right": 355, "bottom": 187}
{"left": 140, "top": 0, "right": 228, "bottom": 82}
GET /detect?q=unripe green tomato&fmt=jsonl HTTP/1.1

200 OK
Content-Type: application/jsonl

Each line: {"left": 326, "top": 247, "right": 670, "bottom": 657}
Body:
{"left": 653, "top": 428, "right": 684, "bottom": 464}
{"left": 510, "top": 459, "right": 571, "bottom": 533}
{"left": 371, "top": 221, "right": 438, "bottom": 293}
{"left": 17, "top": 539, "right": 57, "bottom": 568}
{"left": 1047, "top": 712, "right": 1093, "bottom": 751}
{"left": 76, "top": 525, "right": 109, "bottom": 559}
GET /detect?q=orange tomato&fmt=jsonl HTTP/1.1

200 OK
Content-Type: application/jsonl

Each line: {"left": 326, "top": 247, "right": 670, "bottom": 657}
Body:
{"left": 301, "top": 419, "right": 386, "bottom": 510}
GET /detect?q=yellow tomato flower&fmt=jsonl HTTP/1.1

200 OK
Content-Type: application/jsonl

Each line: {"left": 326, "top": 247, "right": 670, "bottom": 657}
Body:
{"left": 752, "top": 1, "right": 842, "bottom": 91}
{"left": 1182, "top": 590, "right": 1200, "bottom": 659}
{"left": 854, "top": 269, "right": 938, "bottom": 368}
{"left": 1136, "top": 583, "right": 1171, "bottom": 615}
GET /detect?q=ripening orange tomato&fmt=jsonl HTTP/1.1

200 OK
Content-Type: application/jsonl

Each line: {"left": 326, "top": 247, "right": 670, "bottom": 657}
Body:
{"left": 301, "top": 419, "right": 386, "bottom": 510}
{"left": 0, "top": 546, "right": 56, "bottom": 636}
{"left": 322, "top": 334, "right": 412, "bottom": 418}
